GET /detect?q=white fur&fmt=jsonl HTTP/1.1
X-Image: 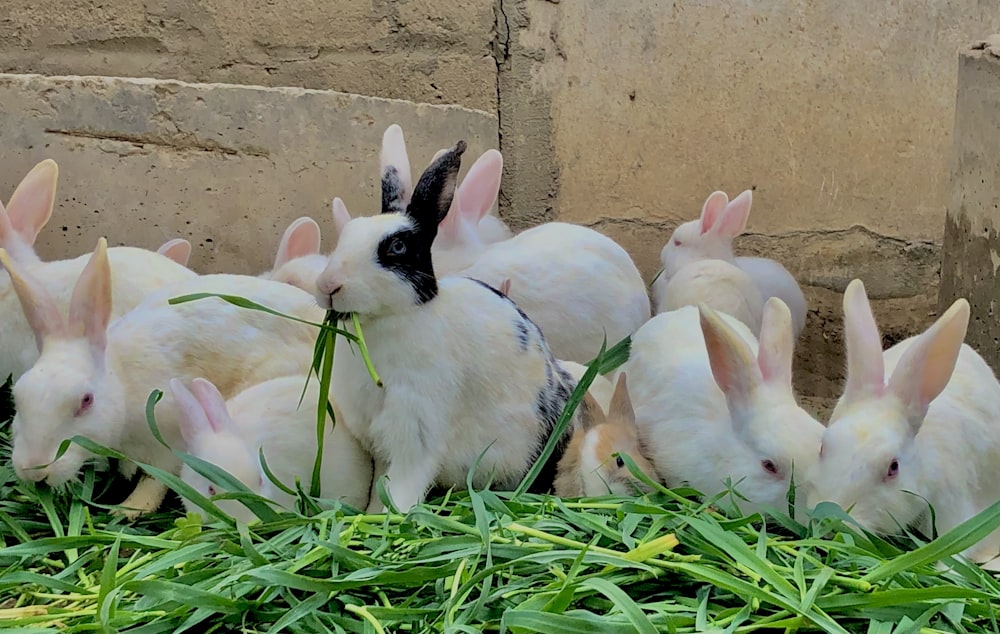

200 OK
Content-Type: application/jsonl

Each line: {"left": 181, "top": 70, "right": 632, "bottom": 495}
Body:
{"left": 804, "top": 279, "right": 1000, "bottom": 568}
{"left": 259, "top": 216, "right": 328, "bottom": 292}
{"left": 315, "top": 208, "right": 575, "bottom": 513}
{"left": 558, "top": 360, "right": 615, "bottom": 411}
{"left": 654, "top": 189, "right": 807, "bottom": 338}
{"left": 618, "top": 299, "right": 824, "bottom": 518}
{"left": 443, "top": 222, "right": 651, "bottom": 364}
{"left": 656, "top": 259, "right": 764, "bottom": 334}
{"left": 6, "top": 239, "right": 323, "bottom": 519}
{"left": 171, "top": 375, "right": 373, "bottom": 523}
{"left": 0, "top": 161, "right": 195, "bottom": 381}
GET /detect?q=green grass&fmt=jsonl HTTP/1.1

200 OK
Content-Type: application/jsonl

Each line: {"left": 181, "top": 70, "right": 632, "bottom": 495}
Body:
{"left": 2, "top": 299, "right": 1000, "bottom": 633}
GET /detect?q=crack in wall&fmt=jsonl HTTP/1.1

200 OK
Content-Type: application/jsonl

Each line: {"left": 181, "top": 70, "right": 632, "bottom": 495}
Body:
{"left": 44, "top": 127, "right": 270, "bottom": 158}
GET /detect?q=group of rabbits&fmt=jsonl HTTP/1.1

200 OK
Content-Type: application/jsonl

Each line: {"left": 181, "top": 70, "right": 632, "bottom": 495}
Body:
{"left": 3, "top": 122, "right": 1000, "bottom": 571}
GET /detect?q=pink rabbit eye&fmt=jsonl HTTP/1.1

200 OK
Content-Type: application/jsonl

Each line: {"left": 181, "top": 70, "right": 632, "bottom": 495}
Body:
{"left": 885, "top": 459, "right": 899, "bottom": 480}
{"left": 761, "top": 459, "right": 779, "bottom": 475}
{"left": 673, "top": 238, "right": 682, "bottom": 246}
{"left": 75, "top": 392, "right": 94, "bottom": 417}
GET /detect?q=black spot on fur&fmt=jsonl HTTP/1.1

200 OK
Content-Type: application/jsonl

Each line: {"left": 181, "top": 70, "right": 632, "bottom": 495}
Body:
{"left": 381, "top": 166, "right": 407, "bottom": 216}
{"left": 528, "top": 361, "right": 576, "bottom": 494}
{"left": 514, "top": 320, "right": 530, "bottom": 351}
{"left": 377, "top": 227, "right": 438, "bottom": 304}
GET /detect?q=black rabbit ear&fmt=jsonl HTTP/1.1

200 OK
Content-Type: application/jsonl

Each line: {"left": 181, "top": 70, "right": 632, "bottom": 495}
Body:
{"left": 406, "top": 140, "right": 467, "bottom": 234}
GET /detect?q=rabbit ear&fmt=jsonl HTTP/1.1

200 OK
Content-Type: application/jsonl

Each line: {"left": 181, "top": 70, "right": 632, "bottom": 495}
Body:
{"left": 5, "top": 159, "right": 58, "bottom": 247}
{"left": 498, "top": 278, "right": 511, "bottom": 296}
{"left": 156, "top": 238, "right": 192, "bottom": 266}
{"left": 840, "top": 279, "right": 886, "bottom": 405}
{"left": 408, "top": 140, "right": 467, "bottom": 234}
{"left": 0, "top": 247, "right": 67, "bottom": 349}
{"left": 578, "top": 390, "right": 607, "bottom": 431}
{"left": 457, "top": 150, "right": 503, "bottom": 221}
{"left": 190, "top": 377, "right": 236, "bottom": 433}
{"left": 887, "top": 298, "right": 970, "bottom": 430}
{"left": 67, "top": 237, "right": 112, "bottom": 360}
{"left": 331, "top": 198, "right": 352, "bottom": 237}
{"left": 380, "top": 124, "right": 413, "bottom": 214}
{"left": 704, "top": 189, "right": 751, "bottom": 239}
{"left": 170, "top": 377, "right": 213, "bottom": 445}
{"left": 757, "top": 297, "right": 795, "bottom": 391}
{"left": 607, "top": 372, "right": 637, "bottom": 428}
{"left": 274, "top": 217, "right": 321, "bottom": 269}
{"left": 699, "top": 304, "right": 763, "bottom": 431}
{"left": 698, "top": 191, "right": 730, "bottom": 234}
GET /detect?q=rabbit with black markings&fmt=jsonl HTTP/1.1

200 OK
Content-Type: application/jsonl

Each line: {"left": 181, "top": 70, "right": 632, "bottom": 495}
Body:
{"left": 804, "top": 279, "right": 1000, "bottom": 569}
{"left": 314, "top": 141, "right": 578, "bottom": 513}
{"left": 171, "top": 375, "right": 372, "bottom": 523}
{"left": 3, "top": 238, "right": 322, "bottom": 519}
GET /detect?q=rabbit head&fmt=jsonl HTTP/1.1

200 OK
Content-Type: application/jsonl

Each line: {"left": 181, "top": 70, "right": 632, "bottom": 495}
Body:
{"left": 156, "top": 238, "right": 192, "bottom": 267}
{"left": 170, "top": 377, "right": 265, "bottom": 523}
{"left": 315, "top": 141, "right": 466, "bottom": 314}
{"left": 262, "top": 216, "right": 329, "bottom": 291}
{"left": 660, "top": 189, "right": 752, "bottom": 277}
{"left": 2, "top": 237, "right": 126, "bottom": 486}
{"left": 557, "top": 372, "right": 662, "bottom": 497}
{"left": 805, "top": 279, "right": 970, "bottom": 534}
{"left": 0, "top": 159, "right": 60, "bottom": 266}
{"left": 699, "top": 296, "right": 824, "bottom": 515}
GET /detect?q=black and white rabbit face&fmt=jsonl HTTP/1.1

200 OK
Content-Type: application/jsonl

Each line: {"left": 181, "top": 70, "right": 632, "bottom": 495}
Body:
{"left": 315, "top": 141, "right": 467, "bottom": 316}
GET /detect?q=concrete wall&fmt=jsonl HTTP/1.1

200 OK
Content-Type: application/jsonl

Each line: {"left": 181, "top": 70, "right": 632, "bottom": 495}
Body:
{"left": 939, "top": 37, "right": 1000, "bottom": 372}
{"left": 1, "top": 0, "right": 998, "bottom": 398}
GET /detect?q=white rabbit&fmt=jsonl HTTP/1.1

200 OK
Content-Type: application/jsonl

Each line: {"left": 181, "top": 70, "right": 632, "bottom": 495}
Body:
{"left": 314, "top": 141, "right": 579, "bottom": 513}
{"left": 555, "top": 372, "right": 662, "bottom": 498}
{"left": 4, "top": 238, "right": 323, "bottom": 519}
{"left": 259, "top": 216, "right": 329, "bottom": 292}
{"left": 558, "top": 360, "right": 616, "bottom": 412}
{"left": 804, "top": 279, "right": 1000, "bottom": 569}
{"left": 656, "top": 259, "right": 765, "bottom": 335}
{"left": 618, "top": 298, "right": 824, "bottom": 518}
{"left": 0, "top": 159, "right": 196, "bottom": 381}
{"left": 156, "top": 238, "right": 193, "bottom": 267}
{"left": 170, "top": 375, "right": 373, "bottom": 523}
{"left": 654, "top": 189, "right": 807, "bottom": 338}
{"left": 450, "top": 223, "right": 651, "bottom": 364}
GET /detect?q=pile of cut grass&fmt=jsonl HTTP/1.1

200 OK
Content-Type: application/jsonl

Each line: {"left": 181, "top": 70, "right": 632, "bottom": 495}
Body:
{"left": 2, "top": 300, "right": 1000, "bottom": 633}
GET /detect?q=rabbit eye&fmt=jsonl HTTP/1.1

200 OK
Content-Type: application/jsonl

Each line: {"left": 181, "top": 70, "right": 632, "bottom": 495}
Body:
{"left": 885, "top": 459, "right": 899, "bottom": 480}
{"left": 207, "top": 485, "right": 217, "bottom": 496}
{"left": 388, "top": 238, "right": 406, "bottom": 256}
{"left": 615, "top": 455, "right": 625, "bottom": 469}
{"left": 761, "top": 459, "right": 779, "bottom": 475}
{"left": 75, "top": 392, "right": 94, "bottom": 417}
{"left": 673, "top": 238, "right": 682, "bottom": 247}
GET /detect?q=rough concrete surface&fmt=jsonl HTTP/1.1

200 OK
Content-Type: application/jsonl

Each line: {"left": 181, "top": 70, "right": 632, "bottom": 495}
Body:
{"left": 0, "top": 73, "right": 498, "bottom": 275}
{"left": 939, "top": 37, "right": 1000, "bottom": 373}
{"left": 498, "top": 0, "right": 1000, "bottom": 396}
{"left": 0, "top": 0, "right": 499, "bottom": 111}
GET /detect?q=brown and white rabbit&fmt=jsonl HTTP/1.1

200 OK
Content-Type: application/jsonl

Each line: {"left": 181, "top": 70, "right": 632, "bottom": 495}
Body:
{"left": 555, "top": 373, "right": 662, "bottom": 497}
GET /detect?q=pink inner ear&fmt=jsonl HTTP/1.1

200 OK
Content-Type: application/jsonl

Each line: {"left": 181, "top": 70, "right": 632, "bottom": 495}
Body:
{"left": 190, "top": 378, "right": 233, "bottom": 433}
{"left": 712, "top": 190, "right": 752, "bottom": 239}
{"left": 458, "top": 150, "right": 503, "bottom": 221}
{"left": 276, "top": 218, "right": 321, "bottom": 268}
{"left": 699, "top": 191, "right": 730, "bottom": 234}
{"left": 170, "top": 378, "right": 212, "bottom": 445}
{"left": 6, "top": 159, "right": 58, "bottom": 246}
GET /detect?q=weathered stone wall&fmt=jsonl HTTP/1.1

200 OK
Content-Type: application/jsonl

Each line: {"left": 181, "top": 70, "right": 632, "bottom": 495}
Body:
{"left": 939, "top": 37, "right": 1000, "bottom": 373}
{"left": 0, "top": 74, "right": 498, "bottom": 275}
{"left": 1, "top": 0, "right": 998, "bottom": 399}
